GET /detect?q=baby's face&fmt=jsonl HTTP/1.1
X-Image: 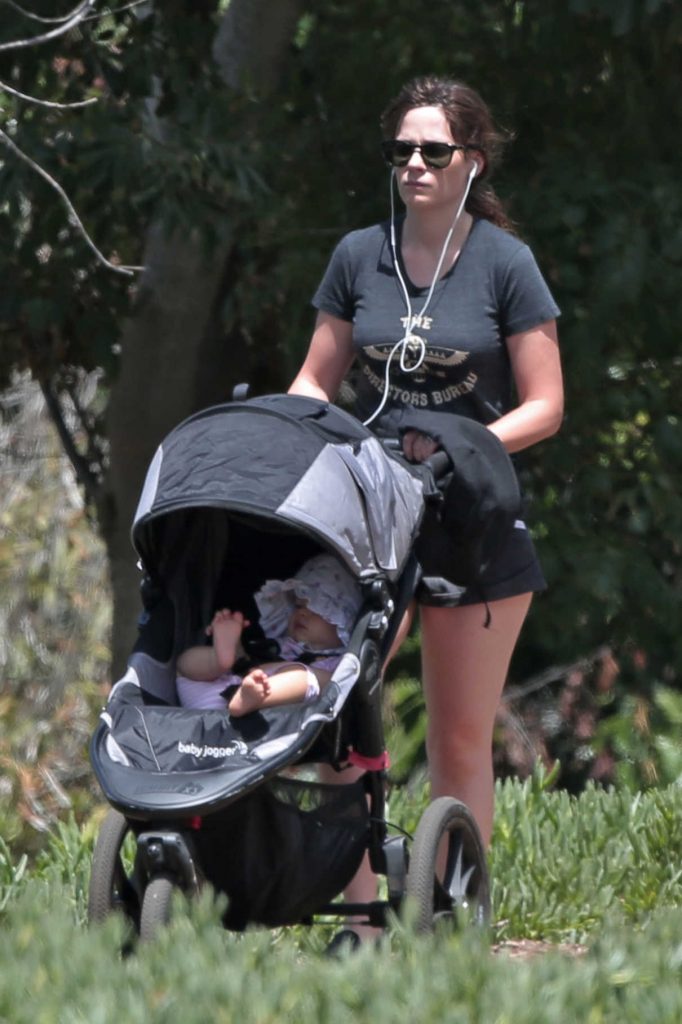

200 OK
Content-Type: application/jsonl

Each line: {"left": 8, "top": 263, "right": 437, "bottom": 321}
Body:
{"left": 288, "top": 599, "right": 341, "bottom": 650}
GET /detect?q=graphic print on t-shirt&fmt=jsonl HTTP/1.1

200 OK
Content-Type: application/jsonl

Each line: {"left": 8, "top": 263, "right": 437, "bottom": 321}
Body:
{"left": 359, "top": 308, "right": 479, "bottom": 409}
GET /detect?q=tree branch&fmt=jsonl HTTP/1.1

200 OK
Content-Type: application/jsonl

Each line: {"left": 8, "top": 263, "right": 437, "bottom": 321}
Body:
{"left": 0, "top": 0, "right": 148, "bottom": 27}
{"left": 81, "top": 0, "right": 150, "bottom": 23}
{"left": 0, "top": 0, "right": 90, "bottom": 24}
{"left": 39, "top": 377, "right": 101, "bottom": 510}
{"left": 502, "top": 647, "right": 610, "bottom": 704}
{"left": 62, "top": 372, "right": 107, "bottom": 474}
{"left": 0, "top": 126, "right": 143, "bottom": 275}
{"left": 0, "top": 1, "right": 95, "bottom": 52}
{"left": 0, "top": 78, "right": 98, "bottom": 109}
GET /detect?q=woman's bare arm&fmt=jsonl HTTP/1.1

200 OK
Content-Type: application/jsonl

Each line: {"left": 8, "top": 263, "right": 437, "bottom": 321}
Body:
{"left": 288, "top": 311, "right": 355, "bottom": 401}
{"left": 487, "top": 320, "right": 563, "bottom": 453}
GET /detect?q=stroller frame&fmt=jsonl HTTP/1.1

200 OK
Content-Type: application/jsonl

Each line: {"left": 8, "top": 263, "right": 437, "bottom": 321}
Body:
{"left": 88, "top": 395, "right": 491, "bottom": 942}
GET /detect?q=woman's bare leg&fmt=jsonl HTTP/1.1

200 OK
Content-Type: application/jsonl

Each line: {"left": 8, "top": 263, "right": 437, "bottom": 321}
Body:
{"left": 419, "top": 594, "right": 532, "bottom": 846}
{"left": 383, "top": 600, "right": 416, "bottom": 667}
{"left": 318, "top": 763, "right": 382, "bottom": 943}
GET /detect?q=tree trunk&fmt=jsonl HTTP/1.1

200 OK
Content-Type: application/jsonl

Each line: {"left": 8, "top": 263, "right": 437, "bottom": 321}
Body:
{"left": 102, "top": 0, "right": 302, "bottom": 677}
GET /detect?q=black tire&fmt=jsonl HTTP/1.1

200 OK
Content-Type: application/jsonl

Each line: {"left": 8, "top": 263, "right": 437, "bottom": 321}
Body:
{"left": 406, "top": 796, "right": 491, "bottom": 934}
{"left": 88, "top": 809, "right": 139, "bottom": 927}
{"left": 139, "top": 874, "right": 176, "bottom": 942}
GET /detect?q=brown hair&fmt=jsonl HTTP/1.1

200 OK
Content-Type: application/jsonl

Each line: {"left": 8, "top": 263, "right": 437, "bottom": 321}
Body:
{"left": 381, "top": 76, "right": 514, "bottom": 231}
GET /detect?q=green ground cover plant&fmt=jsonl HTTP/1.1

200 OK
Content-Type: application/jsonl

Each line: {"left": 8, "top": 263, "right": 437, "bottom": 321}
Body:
{"left": 3, "top": 774, "right": 682, "bottom": 1022}
{"left": 7, "top": 889, "right": 682, "bottom": 1024}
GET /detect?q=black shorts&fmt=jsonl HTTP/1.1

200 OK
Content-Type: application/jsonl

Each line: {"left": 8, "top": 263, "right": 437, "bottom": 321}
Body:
{"left": 416, "top": 521, "right": 546, "bottom": 607}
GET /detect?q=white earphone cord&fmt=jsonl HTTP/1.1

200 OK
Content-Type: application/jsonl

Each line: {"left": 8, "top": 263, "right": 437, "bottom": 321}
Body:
{"left": 363, "top": 163, "right": 477, "bottom": 428}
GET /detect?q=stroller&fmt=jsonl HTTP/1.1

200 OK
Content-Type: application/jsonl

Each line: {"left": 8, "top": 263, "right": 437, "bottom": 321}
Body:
{"left": 88, "top": 393, "right": 490, "bottom": 942}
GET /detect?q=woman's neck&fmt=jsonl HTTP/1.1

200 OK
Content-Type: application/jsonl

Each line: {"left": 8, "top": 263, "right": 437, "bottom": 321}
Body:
{"left": 402, "top": 206, "right": 473, "bottom": 249}
{"left": 400, "top": 208, "right": 473, "bottom": 286}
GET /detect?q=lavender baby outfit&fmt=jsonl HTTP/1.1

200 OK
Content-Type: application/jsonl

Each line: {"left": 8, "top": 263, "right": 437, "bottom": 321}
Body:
{"left": 177, "top": 554, "right": 361, "bottom": 711}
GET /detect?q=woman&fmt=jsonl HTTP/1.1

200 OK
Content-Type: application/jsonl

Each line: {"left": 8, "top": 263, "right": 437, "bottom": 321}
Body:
{"left": 288, "top": 76, "right": 563, "bottom": 944}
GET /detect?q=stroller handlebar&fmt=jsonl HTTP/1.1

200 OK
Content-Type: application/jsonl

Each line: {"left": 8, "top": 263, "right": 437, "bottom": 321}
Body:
{"left": 422, "top": 449, "right": 452, "bottom": 481}
{"left": 382, "top": 438, "right": 452, "bottom": 484}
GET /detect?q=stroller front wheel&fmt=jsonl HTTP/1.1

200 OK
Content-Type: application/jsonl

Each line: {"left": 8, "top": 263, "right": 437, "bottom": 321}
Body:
{"left": 405, "top": 796, "right": 491, "bottom": 934}
{"left": 139, "top": 873, "right": 177, "bottom": 942}
{"left": 88, "top": 809, "right": 139, "bottom": 928}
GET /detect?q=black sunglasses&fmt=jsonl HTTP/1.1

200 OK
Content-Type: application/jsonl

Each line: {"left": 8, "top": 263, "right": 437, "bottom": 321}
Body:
{"left": 381, "top": 139, "right": 470, "bottom": 170}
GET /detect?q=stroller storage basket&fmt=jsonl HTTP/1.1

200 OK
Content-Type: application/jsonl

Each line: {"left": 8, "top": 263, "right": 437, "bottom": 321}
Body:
{"left": 189, "top": 776, "right": 370, "bottom": 929}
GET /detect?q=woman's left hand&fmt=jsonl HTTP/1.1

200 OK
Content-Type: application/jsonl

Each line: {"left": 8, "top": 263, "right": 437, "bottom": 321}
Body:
{"left": 402, "top": 429, "right": 439, "bottom": 463}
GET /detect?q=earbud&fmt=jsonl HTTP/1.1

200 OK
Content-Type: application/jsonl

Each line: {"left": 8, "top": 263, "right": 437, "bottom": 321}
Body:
{"left": 469, "top": 161, "right": 480, "bottom": 178}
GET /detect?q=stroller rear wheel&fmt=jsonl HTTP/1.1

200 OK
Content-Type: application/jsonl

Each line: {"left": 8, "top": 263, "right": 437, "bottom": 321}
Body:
{"left": 406, "top": 797, "right": 490, "bottom": 933}
{"left": 139, "top": 874, "right": 177, "bottom": 942}
{"left": 88, "top": 809, "right": 139, "bottom": 928}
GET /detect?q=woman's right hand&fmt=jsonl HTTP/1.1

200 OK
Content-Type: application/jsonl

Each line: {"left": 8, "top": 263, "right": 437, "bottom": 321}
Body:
{"left": 402, "top": 429, "right": 439, "bottom": 463}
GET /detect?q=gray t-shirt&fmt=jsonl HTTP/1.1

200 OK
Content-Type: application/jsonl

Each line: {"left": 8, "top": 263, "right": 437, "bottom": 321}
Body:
{"left": 312, "top": 217, "right": 560, "bottom": 437}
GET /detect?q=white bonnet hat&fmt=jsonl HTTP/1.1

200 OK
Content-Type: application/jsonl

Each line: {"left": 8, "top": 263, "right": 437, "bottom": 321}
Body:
{"left": 254, "top": 553, "right": 362, "bottom": 647}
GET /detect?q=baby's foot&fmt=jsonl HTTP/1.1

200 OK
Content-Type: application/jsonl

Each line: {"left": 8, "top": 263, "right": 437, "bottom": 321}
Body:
{"left": 210, "top": 609, "right": 246, "bottom": 672}
{"left": 228, "top": 668, "right": 271, "bottom": 717}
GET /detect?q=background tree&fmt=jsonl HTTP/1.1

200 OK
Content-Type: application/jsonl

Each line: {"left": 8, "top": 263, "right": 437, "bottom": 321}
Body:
{"left": 1, "top": 0, "right": 303, "bottom": 670}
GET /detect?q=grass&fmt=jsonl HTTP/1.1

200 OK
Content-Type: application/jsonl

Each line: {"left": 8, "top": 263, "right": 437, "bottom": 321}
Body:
{"left": 4, "top": 870, "right": 682, "bottom": 1022}
{"left": 3, "top": 772, "right": 682, "bottom": 1021}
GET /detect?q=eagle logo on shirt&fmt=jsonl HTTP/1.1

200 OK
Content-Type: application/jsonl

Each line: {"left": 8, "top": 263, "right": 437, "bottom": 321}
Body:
{"left": 364, "top": 343, "right": 469, "bottom": 385}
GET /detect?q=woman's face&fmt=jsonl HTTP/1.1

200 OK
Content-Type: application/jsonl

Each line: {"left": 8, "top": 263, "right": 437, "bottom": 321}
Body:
{"left": 393, "top": 105, "right": 475, "bottom": 213}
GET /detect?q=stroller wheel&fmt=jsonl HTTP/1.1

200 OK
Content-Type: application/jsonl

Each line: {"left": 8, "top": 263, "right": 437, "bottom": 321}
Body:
{"left": 88, "top": 809, "right": 139, "bottom": 928}
{"left": 405, "top": 797, "right": 490, "bottom": 934}
{"left": 139, "top": 873, "right": 176, "bottom": 942}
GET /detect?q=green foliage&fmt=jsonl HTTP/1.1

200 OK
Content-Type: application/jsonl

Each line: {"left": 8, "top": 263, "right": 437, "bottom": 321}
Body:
{"left": 3, "top": 780, "right": 682, "bottom": 1020}
{"left": 0, "top": 836, "right": 28, "bottom": 913}
{"left": 383, "top": 632, "right": 426, "bottom": 782}
{"left": 491, "top": 768, "right": 682, "bottom": 941}
{"left": 0, "top": 379, "right": 109, "bottom": 854}
{"left": 595, "top": 684, "right": 682, "bottom": 791}
{"left": 33, "top": 815, "right": 97, "bottom": 923}
{"left": 0, "top": 1, "right": 266, "bottom": 388}
{"left": 500, "top": 0, "right": 682, "bottom": 681}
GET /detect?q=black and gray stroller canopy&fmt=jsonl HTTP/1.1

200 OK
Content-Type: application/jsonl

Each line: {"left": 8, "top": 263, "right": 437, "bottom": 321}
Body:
{"left": 133, "top": 393, "right": 424, "bottom": 592}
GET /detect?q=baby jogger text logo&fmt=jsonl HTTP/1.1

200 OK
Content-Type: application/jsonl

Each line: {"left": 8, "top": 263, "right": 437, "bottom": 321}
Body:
{"left": 178, "top": 740, "right": 249, "bottom": 759}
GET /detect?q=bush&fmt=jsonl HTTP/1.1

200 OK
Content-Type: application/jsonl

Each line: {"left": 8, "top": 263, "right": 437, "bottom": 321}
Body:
{"left": 4, "top": 775, "right": 682, "bottom": 1022}
{"left": 3, "top": 873, "right": 682, "bottom": 1022}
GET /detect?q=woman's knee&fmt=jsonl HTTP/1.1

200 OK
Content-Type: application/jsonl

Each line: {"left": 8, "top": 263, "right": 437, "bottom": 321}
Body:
{"left": 426, "top": 721, "right": 492, "bottom": 774}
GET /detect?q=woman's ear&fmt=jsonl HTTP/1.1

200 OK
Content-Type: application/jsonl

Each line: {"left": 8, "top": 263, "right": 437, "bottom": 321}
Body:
{"left": 469, "top": 150, "right": 486, "bottom": 178}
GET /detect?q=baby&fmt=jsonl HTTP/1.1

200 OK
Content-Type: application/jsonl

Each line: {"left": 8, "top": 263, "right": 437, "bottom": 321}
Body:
{"left": 176, "top": 553, "right": 361, "bottom": 717}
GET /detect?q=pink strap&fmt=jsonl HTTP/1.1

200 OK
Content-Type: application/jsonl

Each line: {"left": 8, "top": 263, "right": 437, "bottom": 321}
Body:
{"left": 347, "top": 750, "right": 391, "bottom": 772}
